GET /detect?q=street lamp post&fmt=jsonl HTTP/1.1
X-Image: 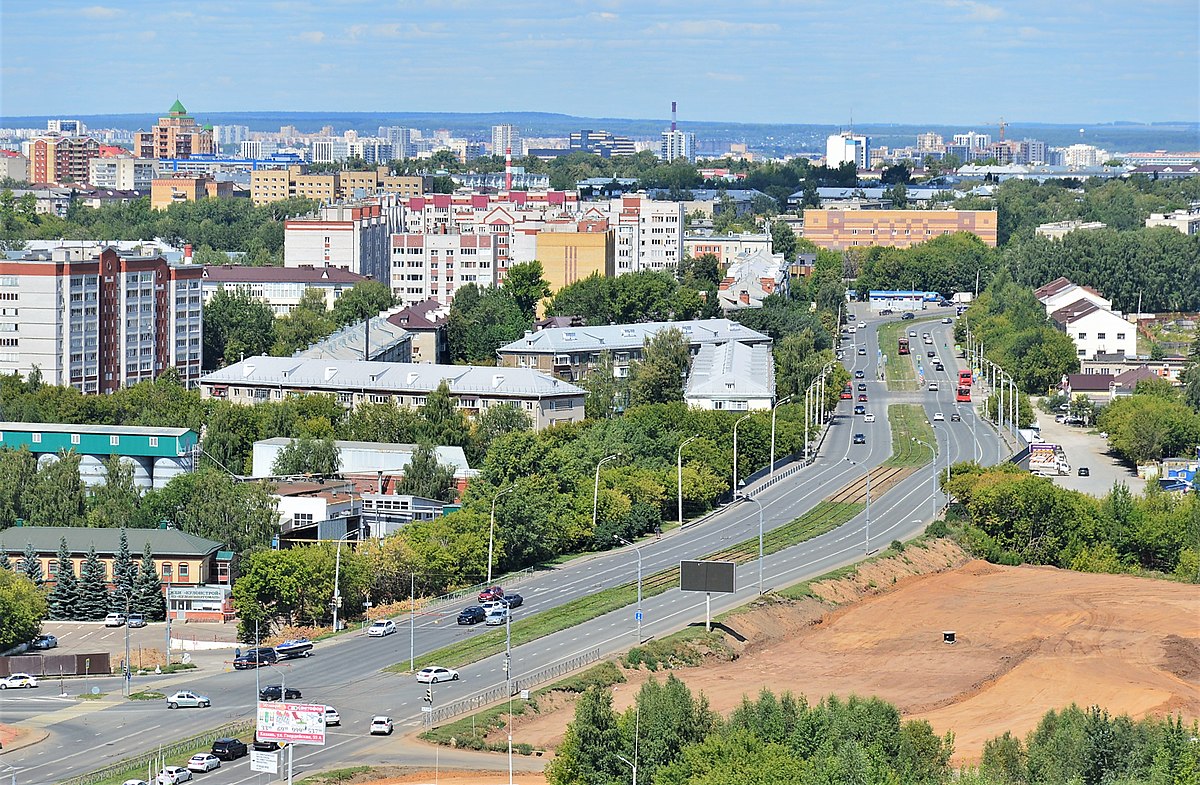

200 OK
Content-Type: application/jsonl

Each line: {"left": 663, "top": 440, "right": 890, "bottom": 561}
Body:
{"left": 677, "top": 435, "right": 700, "bottom": 528}
{"left": 593, "top": 454, "right": 621, "bottom": 534}
{"left": 505, "top": 601, "right": 515, "bottom": 785}
{"left": 912, "top": 438, "right": 937, "bottom": 521}
{"left": 737, "top": 493, "right": 765, "bottom": 594}
{"left": 331, "top": 530, "right": 362, "bottom": 634}
{"left": 846, "top": 458, "right": 872, "bottom": 553}
{"left": 769, "top": 395, "right": 794, "bottom": 477}
{"left": 487, "top": 485, "right": 517, "bottom": 585}
{"left": 614, "top": 536, "right": 644, "bottom": 643}
{"left": 732, "top": 413, "right": 752, "bottom": 494}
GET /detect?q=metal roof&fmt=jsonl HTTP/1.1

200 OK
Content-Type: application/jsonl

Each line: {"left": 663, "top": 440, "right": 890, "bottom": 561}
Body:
{"left": 0, "top": 422, "right": 192, "bottom": 438}
{"left": 685, "top": 341, "right": 775, "bottom": 399}
{"left": 0, "top": 526, "right": 223, "bottom": 557}
{"left": 497, "top": 319, "right": 770, "bottom": 355}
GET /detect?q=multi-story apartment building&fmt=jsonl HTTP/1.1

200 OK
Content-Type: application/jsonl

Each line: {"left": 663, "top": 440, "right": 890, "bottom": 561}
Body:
{"left": 390, "top": 231, "right": 498, "bottom": 307}
{"left": 683, "top": 232, "right": 773, "bottom": 266}
{"left": 46, "top": 119, "right": 85, "bottom": 135}
{"left": 826, "top": 133, "right": 870, "bottom": 169}
{"left": 348, "top": 138, "right": 393, "bottom": 164}
{"left": 201, "top": 264, "right": 368, "bottom": 315}
{"left": 135, "top": 101, "right": 214, "bottom": 160}
{"left": 311, "top": 139, "right": 350, "bottom": 164}
{"left": 802, "top": 209, "right": 998, "bottom": 250}
{"left": 593, "top": 194, "right": 684, "bottom": 274}
{"left": 250, "top": 165, "right": 429, "bottom": 205}
{"left": 916, "top": 132, "right": 945, "bottom": 153}
{"left": 0, "top": 245, "right": 203, "bottom": 392}
{"left": 1145, "top": 207, "right": 1200, "bottom": 235}
{"left": 88, "top": 156, "right": 155, "bottom": 190}
{"left": 491, "top": 124, "right": 520, "bottom": 156}
{"left": 284, "top": 196, "right": 403, "bottom": 283}
{"left": 952, "top": 132, "right": 992, "bottom": 151}
{"left": 1, "top": 151, "right": 30, "bottom": 182}
{"left": 660, "top": 129, "right": 696, "bottom": 162}
{"left": 535, "top": 219, "right": 616, "bottom": 300}
{"left": 30, "top": 136, "right": 100, "bottom": 184}
{"left": 212, "top": 125, "right": 250, "bottom": 147}
{"left": 150, "top": 175, "right": 232, "bottom": 210}
{"left": 378, "top": 127, "right": 415, "bottom": 159}
{"left": 200, "top": 357, "right": 586, "bottom": 430}
{"left": 567, "top": 129, "right": 636, "bottom": 158}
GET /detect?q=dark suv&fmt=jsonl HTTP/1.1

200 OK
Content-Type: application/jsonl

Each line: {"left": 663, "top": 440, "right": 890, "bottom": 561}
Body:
{"left": 457, "top": 606, "right": 486, "bottom": 625}
{"left": 211, "top": 737, "right": 248, "bottom": 761}
{"left": 233, "top": 647, "right": 277, "bottom": 670}
{"left": 258, "top": 685, "right": 302, "bottom": 701}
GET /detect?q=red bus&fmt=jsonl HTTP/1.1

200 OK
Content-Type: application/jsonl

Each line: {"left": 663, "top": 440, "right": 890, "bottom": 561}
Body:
{"left": 956, "top": 386, "right": 972, "bottom": 402}
{"left": 958, "top": 370, "right": 973, "bottom": 387}
{"left": 898, "top": 338, "right": 910, "bottom": 355}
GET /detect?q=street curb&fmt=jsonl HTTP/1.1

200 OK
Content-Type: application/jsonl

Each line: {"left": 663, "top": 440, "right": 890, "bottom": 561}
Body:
{"left": 0, "top": 726, "right": 50, "bottom": 753}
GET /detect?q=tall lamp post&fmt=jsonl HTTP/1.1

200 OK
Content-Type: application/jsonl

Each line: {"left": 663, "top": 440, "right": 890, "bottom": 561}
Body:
{"left": 614, "top": 535, "right": 644, "bottom": 643}
{"left": 912, "top": 438, "right": 938, "bottom": 521}
{"left": 846, "top": 458, "right": 872, "bottom": 554}
{"left": 677, "top": 434, "right": 700, "bottom": 528}
{"left": 487, "top": 485, "right": 516, "bottom": 585}
{"left": 731, "top": 413, "right": 752, "bottom": 494}
{"left": 332, "top": 529, "right": 363, "bottom": 634}
{"left": 769, "top": 395, "right": 794, "bottom": 477}
{"left": 593, "top": 454, "right": 621, "bottom": 534}
{"left": 736, "top": 493, "right": 765, "bottom": 594}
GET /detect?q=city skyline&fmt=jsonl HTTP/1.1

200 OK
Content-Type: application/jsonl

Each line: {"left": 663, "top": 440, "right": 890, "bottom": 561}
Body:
{"left": 1, "top": 0, "right": 1197, "bottom": 124}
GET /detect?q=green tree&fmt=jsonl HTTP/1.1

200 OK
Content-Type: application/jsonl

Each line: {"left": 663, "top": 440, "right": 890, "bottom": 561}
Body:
{"left": 419, "top": 380, "right": 472, "bottom": 448}
{"left": 980, "top": 731, "right": 1027, "bottom": 784}
{"left": 0, "top": 551, "right": 11, "bottom": 570}
{"left": 154, "top": 470, "right": 279, "bottom": 572}
{"left": 77, "top": 545, "right": 111, "bottom": 620}
{"left": 340, "top": 401, "right": 422, "bottom": 443}
{"left": 331, "top": 280, "right": 395, "bottom": 326}
{"left": 132, "top": 542, "right": 165, "bottom": 621}
{"left": 18, "top": 541, "right": 43, "bottom": 586}
{"left": 770, "top": 220, "right": 798, "bottom": 261}
{"left": 445, "top": 284, "right": 531, "bottom": 364}
{"left": 0, "top": 568, "right": 45, "bottom": 651}
{"left": 88, "top": 455, "right": 141, "bottom": 528}
{"left": 202, "top": 288, "right": 276, "bottom": 369}
{"left": 503, "top": 261, "right": 552, "bottom": 319}
{"left": 272, "top": 288, "right": 337, "bottom": 356}
{"left": 470, "top": 402, "right": 532, "bottom": 465}
{"left": 0, "top": 447, "right": 37, "bottom": 528}
{"left": 578, "top": 352, "right": 627, "bottom": 420}
{"left": 27, "top": 450, "right": 86, "bottom": 527}
{"left": 110, "top": 528, "right": 136, "bottom": 613}
{"left": 546, "top": 686, "right": 625, "bottom": 785}
{"left": 623, "top": 674, "right": 717, "bottom": 785}
{"left": 46, "top": 537, "right": 80, "bottom": 620}
{"left": 629, "top": 327, "right": 690, "bottom": 406}
{"left": 270, "top": 436, "right": 341, "bottom": 476}
{"left": 395, "top": 443, "right": 459, "bottom": 502}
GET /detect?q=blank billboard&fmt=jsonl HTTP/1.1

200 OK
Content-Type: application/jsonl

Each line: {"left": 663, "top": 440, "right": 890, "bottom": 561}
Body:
{"left": 679, "top": 560, "right": 736, "bottom": 593}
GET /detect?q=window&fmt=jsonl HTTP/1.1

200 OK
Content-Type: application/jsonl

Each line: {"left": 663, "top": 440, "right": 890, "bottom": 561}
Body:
{"left": 1116, "top": 333, "right": 1125, "bottom": 340}
{"left": 1097, "top": 332, "right": 1106, "bottom": 340}
{"left": 110, "top": 435, "right": 120, "bottom": 446}
{"left": 178, "top": 562, "right": 189, "bottom": 579}
{"left": 148, "top": 436, "right": 159, "bottom": 448}
{"left": 1077, "top": 333, "right": 1086, "bottom": 339}
{"left": 32, "top": 433, "right": 41, "bottom": 444}
{"left": 71, "top": 433, "right": 80, "bottom": 445}
{"left": 162, "top": 562, "right": 173, "bottom": 578}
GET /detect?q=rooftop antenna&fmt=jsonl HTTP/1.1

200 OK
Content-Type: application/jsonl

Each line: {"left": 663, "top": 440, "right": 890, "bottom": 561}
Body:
{"left": 671, "top": 101, "right": 677, "bottom": 132}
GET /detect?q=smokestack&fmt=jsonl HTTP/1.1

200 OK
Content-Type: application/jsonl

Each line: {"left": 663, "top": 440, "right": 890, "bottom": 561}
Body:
{"left": 671, "top": 101, "right": 677, "bottom": 132}
{"left": 183, "top": 244, "right": 193, "bottom": 264}
{"left": 505, "top": 147, "right": 512, "bottom": 191}
{"left": 364, "top": 318, "right": 370, "bottom": 361}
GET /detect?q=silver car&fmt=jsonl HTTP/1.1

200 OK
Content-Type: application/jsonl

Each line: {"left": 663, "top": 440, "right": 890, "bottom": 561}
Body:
{"left": 166, "top": 691, "right": 210, "bottom": 709}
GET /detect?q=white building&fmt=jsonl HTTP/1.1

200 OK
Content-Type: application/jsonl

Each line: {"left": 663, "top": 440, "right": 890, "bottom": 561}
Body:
{"left": 491, "top": 124, "right": 521, "bottom": 156}
{"left": 1057, "top": 143, "right": 1110, "bottom": 168}
{"left": 239, "top": 140, "right": 278, "bottom": 159}
{"left": 591, "top": 194, "right": 684, "bottom": 274}
{"left": 0, "top": 245, "right": 203, "bottom": 392}
{"left": 1034, "top": 276, "right": 1112, "bottom": 315}
{"left": 685, "top": 341, "right": 775, "bottom": 411}
{"left": 88, "top": 156, "right": 155, "bottom": 190}
{"left": 201, "top": 264, "right": 368, "bottom": 315}
{"left": 952, "top": 132, "right": 992, "bottom": 151}
{"left": 348, "top": 138, "right": 393, "bottom": 164}
{"left": 284, "top": 196, "right": 403, "bottom": 283}
{"left": 1034, "top": 221, "right": 1107, "bottom": 240}
{"left": 1145, "top": 207, "right": 1200, "bottom": 235}
{"left": 379, "top": 127, "right": 415, "bottom": 160}
{"left": 826, "top": 133, "right": 870, "bottom": 169}
{"left": 716, "top": 248, "right": 790, "bottom": 310}
{"left": 311, "top": 139, "right": 350, "bottom": 163}
{"left": 683, "top": 232, "right": 773, "bottom": 267}
{"left": 212, "top": 125, "right": 250, "bottom": 147}
{"left": 1049, "top": 299, "right": 1137, "bottom": 361}
{"left": 660, "top": 129, "right": 696, "bottom": 163}
{"left": 390, "top": 231, "right": 498, "bottom": 307}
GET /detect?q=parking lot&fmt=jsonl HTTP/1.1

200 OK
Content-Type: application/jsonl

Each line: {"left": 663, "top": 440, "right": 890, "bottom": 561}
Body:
{"left": 1033, "top": 408, "right": 1146, "bottom": 496}
{"left": 36, "top": 620, "right": 238, "bottom": 668}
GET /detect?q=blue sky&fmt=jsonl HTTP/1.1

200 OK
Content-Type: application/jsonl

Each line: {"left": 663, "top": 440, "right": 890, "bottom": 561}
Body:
{"left": 1, "top": 0, "right": 1196, "bottom": 123}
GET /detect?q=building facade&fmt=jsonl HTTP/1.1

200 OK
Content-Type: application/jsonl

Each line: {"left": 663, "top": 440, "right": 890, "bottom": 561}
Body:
{"left": 1049, "top": 299, "right": 1138, "bottom": 360}
{"left": 30, "top": 136, "right": 100, "bottom": 184}
{"left": 683, "top": 232, "right": 773, "bottom": 266}
{"left": 0, "top": 422, "right": 196, "bottom": 489}
{"left": 826, "top": 133, "right": 870, "bottom": 169}
{"left": 535, "top": 220, "right": 616, "bottom": 300}
{"left": 149, "top": 175, "right": 232, "bottom": 210}
{"left": 389, "top": 231, "right": 498, "bottom": 308}
{"left": 285, "top": 197, "right": 402, "bottom": 283}
{"left": 250, "top": 164, "right": 429, "bottom": 205}
{"left": 597, "top": 194, "right": 685, "bottom": 274}
{"left": 201, "top": 264, "right": 367, "bottom": 315}
{"left": 802, "top": 209, "right": 998, "bottom": 250}
{"left": 660, "top": 129, "right": 696, "bottom": 162}
{"left": 0, "top": 246, "right": 203, "bottom": 392}
{"left": 386, "top": 299, "right": 448, "bottom": 364}
{"left": 491, "top": 124, "right": 521, "bottom": 155}
{"left": 1145, "top": 207, "right": 1200, "bottom": 235}
{"left": 135, "top": 100, "right": 214, "bottom": 160}
{"left": 684, "top": 341, "right": 776, "bottom": 410}
{"left": 88, "top": 156, "right": 155, "bottom": 190}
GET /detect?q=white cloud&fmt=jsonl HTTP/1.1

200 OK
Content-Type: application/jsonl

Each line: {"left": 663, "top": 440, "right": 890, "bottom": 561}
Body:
{"left": 295, "top": 30, "right": 326, "bottom": 43}
{"left": 590, "top": 12, "right": 619, "bottom": 22}
{"left": 80, "top": 5, "right": 124, "bottom": 19}
{"left": 943, "top": 0, "right": 1004, "bottom": 21}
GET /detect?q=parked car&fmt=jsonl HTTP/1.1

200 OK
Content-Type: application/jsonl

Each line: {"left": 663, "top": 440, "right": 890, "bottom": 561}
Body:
{"left": 324, "top": 706, "right": 341, "bottom": 726}
{"left": 1078, "top": 467, "right": 1090, "bottom": 476}
{"left": 0, "top": 673, "right": 38, "bottom": 689}
{"left": 485, "top": 607, "right": 509, "bottom": 626}
{"left": 370, "top": 716, "right": 394, "bottom": 735}
{"left": 367, "top": 620, "right": 397, "bottom": 637}
{"left": 950, "top": 413, "right": 962, "bottom": 422}
{"left": 853, "top": 433, "right": 866, "bottom": 445}
{"left": 457, "top": 606, "right": 486, "bottom": 625}
{"left": 30, "top": 634, "right": 58, "bottom": 650}
{"left": 104, "top": 613, "right": 127, "bottom": 628}
{"left": 854, "top": 405, "right": 866, "bottom": 415}
{"left": 233, "top": 647, "right": 277, "bottom": 669}
{"left": 933, "top": 413, "right": 945, "bottom": 422}
{"left": 127, "top": 613, "right": 146, "bottom": 629}
{"left": 252, "top": 737, "right": 280, "bottom": 752}
{"left": 155, "top": 767, "right": 192, "bottom": 785}
{"left": 209, "top": 737, "right": 247, "bottom": 761}
{"left": 854, "top": 370, "right": 865, "bottom": 379}
{"left": 186, "top": 754, "right": 221, "bottom": 773}
{"left": 478, "top": 586, "right": 505, "bottom": 602}
{"left": 166, "top": 691, "right": 210, "bottom": 709}
{"left": 258, "top": 685, "right": 301, "bottom": 701}
{"left": 901, "top": 312, "right": 915, "bottom": 320}
{"left": 864, "top": 413, "right": 876, "bottom": 423}
{"left": 416, "top": 666, "right": 459, "bottom": 684}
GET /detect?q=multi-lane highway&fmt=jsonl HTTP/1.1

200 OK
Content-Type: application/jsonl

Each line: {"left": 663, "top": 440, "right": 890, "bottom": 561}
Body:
{"left": 2, "top": 310, "right": 1003, "bottom": 784}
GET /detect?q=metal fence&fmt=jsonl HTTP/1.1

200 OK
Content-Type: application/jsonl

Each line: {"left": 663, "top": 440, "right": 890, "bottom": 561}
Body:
{"left": 426, "top": 646, "right": 602, "bottom": 725}
{"left": 418, "top": 567, "right": 538, "bottom": 615}
{"left": 58, "top": 718, "right": 255, "bottom": 785}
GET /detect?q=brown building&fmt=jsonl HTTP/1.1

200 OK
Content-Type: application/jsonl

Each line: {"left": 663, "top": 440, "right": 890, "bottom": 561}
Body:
{"left": 250, "top": 165, "right": 429, "bottom": 205}
{"left": 386, "top": 298, "right": 448, "bottom": 364}
{"left": 30, "top": 136, "right": 100, "bottom": 184}
{"left": 150, "top": 174, "right": 233, "bottom": 210}
{"left": 135, "top": 100, "right": 215, "bottom": 160}
{"left": 535, "top": 218, "right": 616, "bottom": 308}
{"left": 802, "top": 209, "right": 998, "bottom": 250}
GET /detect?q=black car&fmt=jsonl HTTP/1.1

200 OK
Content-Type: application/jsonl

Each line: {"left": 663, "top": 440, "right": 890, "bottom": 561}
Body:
{"left": 857, "top": 383, "right": 867, "bottom": 391}
{"left": 927, "top": 350, "right": 936, "bottom": 358}
{"left": 1078, "top": 467, "right": 1090, "bottom": 476}
{"left": 854, "top": 370, "right": 865, "bottom": 379}
{"left": 950, "top": 413, "right": 962, "bottom": 422}
{"left": 853, "top": 405, "right": 866, "bottom": 415}
{"left": 502, "top": 593, "right": 523, "bottom": 609}
{"left": 901, "top": 312, "right": 915, "bottom": 321}
{"left": 211, "top": 737, "right": 248, "bottom": 761}
{"left": 233, "top": 647, "right": 277, "bottom": 670}
{"left": 457, "top": 606, "right": 486, "bottom": 625}
{"left": 253, "top": 738, "right": 281, "bottom": 752}
{"left": 853, "top": 433, "right": 866, "bottom": 444}
{"left": 934, "top": 362, "right": 945, "bottom": 371}
{"left": 258, "top": 685, "right": 302, "bottom": 701}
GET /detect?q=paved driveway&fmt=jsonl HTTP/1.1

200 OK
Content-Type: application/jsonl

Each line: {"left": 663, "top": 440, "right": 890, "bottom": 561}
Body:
{"left": 1033, "top": 407, "right": 1146, "bottom": 495}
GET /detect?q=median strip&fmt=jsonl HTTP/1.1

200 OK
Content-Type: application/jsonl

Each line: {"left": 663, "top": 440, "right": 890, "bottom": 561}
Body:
{"left": 884, "top": 403, "right": 936, "bottom": 467}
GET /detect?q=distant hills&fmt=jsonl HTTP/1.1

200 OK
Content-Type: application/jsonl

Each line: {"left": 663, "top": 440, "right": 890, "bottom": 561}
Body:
{"left": 4, "top": 110, "right": 1197, "bottom": 155}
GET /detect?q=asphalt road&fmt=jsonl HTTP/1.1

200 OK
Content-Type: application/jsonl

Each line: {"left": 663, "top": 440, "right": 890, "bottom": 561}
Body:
{"left": 1, "top": 309, "right": 1004, "bottom": 785}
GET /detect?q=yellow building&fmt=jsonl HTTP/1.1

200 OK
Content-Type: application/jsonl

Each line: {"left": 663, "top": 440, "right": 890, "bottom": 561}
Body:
{"left": 136, "top": 100, "right": 214, "bottom": 160}
{"left": 250, "top": 165, "right": 430, "bottom": 205}
{"left": 802, "top": 209, "right": 998, "bottom": 250}
{"left": 150, "top": 175, "right": 232, "bottom": 210}
{"left": 535, "top": 220, "right": 616, "bottom": 310}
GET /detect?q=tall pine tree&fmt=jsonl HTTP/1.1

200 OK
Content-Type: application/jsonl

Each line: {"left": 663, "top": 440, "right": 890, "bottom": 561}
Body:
{"left": 133, "top": 542, "right": 165, "bottom": 622}
{"left": 77, "top": 545, "right": 111, "bottom": 620}
{"left": 19, "top": 542, "right": 43, "bottom": 587}
{"left": 47, "top": 537, "right": 80, "bottom": 620}
{"left": 0, "top": 551, "right": 11, "bottom": 571}
{"left": 110, "top": 529, "right": 136, "bottom": 612}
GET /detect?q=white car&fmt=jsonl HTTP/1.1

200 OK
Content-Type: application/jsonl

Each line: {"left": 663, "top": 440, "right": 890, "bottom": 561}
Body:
{"left": 863, "top": 413, "right": 876, "bottom": 423}
{"left": 123, "top": 780, "right": 150, "bottom": 785}
{"left": 416, "top": 666, "right": 459, "bottom": 684}
{"left": 156, "top": 767, "right": 192, "bottom": 785}
{"left": 104, "top": 612, "right": 127, "bottom": 627}
{"left": 370, "top": 716, "right": 394, "bottom": 735}
{"left": 186, "top": 754, "right": 221, "bottom": 773}
{"left": 933, "top": 412, "right": 945, "bottom": 422}
{"left": 367, "top": 620, "right": 396, "bottom": 637}
{"left": 324, "top": 706, "right": 341, "bottom": 726}
{"left": 166, "top": 690, "right": 210, "bottom": 709}
{"left": 485, "top": 607, "right": 508, "bottom": 626}
{"left": 857, "top": 321, "right": 866, "bottom": 329}
{"left": 0, "top": 673, "right": 38, "bottom": 689}
{"left": 928, "top": 382, "right": 939, "bottom": 391}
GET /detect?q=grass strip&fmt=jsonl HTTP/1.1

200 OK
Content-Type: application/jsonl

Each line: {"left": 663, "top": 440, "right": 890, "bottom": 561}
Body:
{"left": 884, "top": 403, "right": 937, "bottom": 468}
{"left": 300, "top": 767, "right": 374, "bottom": 784}
{"left": 878, "top": 316, "right": 942, "bottom": 392}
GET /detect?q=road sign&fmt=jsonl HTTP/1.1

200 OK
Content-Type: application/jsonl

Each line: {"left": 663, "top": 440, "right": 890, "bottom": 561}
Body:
{"left": 679, "top": 560, "right": 736, "bottom": 593}
{"left": 634, "top": 611, "right": 643, "bottom": 621}
{"left": 421, "top": 706, "right": 432, "bottom": 713}
{"left": 250, "top": 751, "right": 279, "bottom": 774}
{"left": 256, "top": 701, "right": 327, "bottom": 745}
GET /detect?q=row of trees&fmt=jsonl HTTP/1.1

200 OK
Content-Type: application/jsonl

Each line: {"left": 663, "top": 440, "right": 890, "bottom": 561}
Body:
{"left": 1097, "top": 382, "right": 1200, "bottom": 465}
{"left": 0, "top": 569, "right": 44, "bottom": 652}
{"left": 943, "top": 463, "right": 1199, "bottom": 580}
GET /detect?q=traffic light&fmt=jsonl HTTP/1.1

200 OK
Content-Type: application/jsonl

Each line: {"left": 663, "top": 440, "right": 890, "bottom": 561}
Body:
{"left": 423, "top": 687, "right": 432, "bottom": 704}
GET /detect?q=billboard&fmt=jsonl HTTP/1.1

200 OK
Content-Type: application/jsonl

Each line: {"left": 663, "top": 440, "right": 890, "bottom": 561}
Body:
{"left": 679, "top": 560, "right": 736, "bottom": 593}
{"left": 256, "top": 701, "right": 327, "bottom": 745}
{"left": 250, "top": 750, "right": 279, "bottom": 774}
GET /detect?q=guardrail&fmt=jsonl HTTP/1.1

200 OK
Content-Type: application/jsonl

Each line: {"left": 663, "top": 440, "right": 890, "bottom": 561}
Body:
{"left": 426, "top": 646, "right": 602, "bottom": 725}
{"left": 58, "top": 719, "right": 255, "bottom": 785}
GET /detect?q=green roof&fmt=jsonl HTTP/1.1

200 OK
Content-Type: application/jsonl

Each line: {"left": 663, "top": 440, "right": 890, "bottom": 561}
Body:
{"left": 0, "top": 526, "right": 223, "bottom": 558}
{"left": 169, "top": 99, "right": 188, "bottom": 115}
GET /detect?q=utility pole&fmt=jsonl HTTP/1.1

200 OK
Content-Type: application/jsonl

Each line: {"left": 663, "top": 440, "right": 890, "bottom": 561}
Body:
{"left": 677, "top": 435, "right": 699, "bottom": 528}
{"left": 409, "top": 573, "right": 416, "bottom": 673}
{"left": 731, "top": 414, "right": 752, "bottom": 494}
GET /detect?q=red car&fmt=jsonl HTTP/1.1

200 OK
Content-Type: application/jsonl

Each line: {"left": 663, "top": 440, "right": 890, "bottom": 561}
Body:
{"left": 857, "top": 394, "right": 868, "bottom": 402}
{"left": 478, "top": 586, "right": 505, "bottom": 602}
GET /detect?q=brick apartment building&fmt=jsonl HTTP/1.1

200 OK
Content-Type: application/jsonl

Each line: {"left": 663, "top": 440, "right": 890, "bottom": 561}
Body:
{"left": 135, "top": 100, "right": 215, "bottom": 159}
{"left": 30, "top": 136, "right": 100, "bottom": 184}
{"left": 802, "top": 209, "right": 998, "bottom": 250}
